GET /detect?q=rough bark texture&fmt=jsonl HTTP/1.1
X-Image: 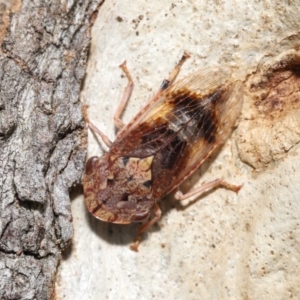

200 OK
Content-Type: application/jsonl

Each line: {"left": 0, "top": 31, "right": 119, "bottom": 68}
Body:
{"left": 57, "top": 1, "right": 300, "bottom": 300}
{"left": 0, "top": 1, "right": 102, "bottom": 299}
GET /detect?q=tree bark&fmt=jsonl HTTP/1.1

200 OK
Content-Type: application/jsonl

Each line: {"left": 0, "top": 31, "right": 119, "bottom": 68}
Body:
{"left": 0, "top": 1, "right": 102, "bottom": 299}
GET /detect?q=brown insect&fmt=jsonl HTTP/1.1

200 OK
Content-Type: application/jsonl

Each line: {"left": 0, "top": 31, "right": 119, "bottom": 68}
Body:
{"left": 83, "top": 52, "right": 243, "bottom": 251}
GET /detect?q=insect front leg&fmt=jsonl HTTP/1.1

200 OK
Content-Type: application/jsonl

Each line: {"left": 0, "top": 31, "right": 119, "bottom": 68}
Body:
{"left": 114, "top": 61, "right": 134, "bottom": 130}
{"left": 130, "top": 202, "right": 162, "bottom": 252}
{"left": 82, "top": 105, "right": 112, "bottom": 147}
{"left": 174, "top": 179, "right": 242, "bottom": 201}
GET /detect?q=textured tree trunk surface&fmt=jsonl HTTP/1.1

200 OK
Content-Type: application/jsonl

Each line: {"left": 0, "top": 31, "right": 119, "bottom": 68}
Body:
{"left": 58, "top": 1, "right": 300, "bottom": 300}
{"left": 0, "top": 1, "right": 102, "bottom": 299}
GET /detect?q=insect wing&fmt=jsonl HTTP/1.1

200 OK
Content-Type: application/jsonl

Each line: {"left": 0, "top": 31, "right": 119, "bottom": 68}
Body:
{"left": 110, "top": 68, "right": 243, "bottom": 197}
{"left": 169, "top": 79, "right": 243, "bottom": 191}
{"left": 115, "top": 68, "right": 232, "bottom": 141}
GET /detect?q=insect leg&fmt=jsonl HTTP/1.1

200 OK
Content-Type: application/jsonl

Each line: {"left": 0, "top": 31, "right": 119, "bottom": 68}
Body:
{"left": 174, "top": 179, "right": 242, "bottom": 201}
{"left": 114, "top": 61, "right": 134, "bottom": 130}
{"left": 158, "top": 51, "right": 191, "bottom": 92}
{"left": 130, "top": 202, "right": 162, "bottom": 251}
{"left": 83, "top": 105, "right": 112, "bottom": 147}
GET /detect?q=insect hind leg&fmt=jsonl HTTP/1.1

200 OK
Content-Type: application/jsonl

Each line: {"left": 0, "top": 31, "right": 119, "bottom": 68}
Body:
{"left": 174, "top": 179, "right": 242, "bottom": 201}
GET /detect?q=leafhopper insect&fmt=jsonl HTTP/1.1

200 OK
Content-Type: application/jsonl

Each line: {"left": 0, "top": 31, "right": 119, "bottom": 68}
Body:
{"left": 83, "top": 52, "right": 243, "bottom": 251}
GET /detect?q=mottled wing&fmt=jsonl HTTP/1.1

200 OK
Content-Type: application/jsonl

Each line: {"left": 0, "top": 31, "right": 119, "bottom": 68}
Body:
{"left": 167, "top": 79, "right": 243, "bottom": 192}
{"left": 115, "top": 68, "right": 232, "bottom": 142}
{"left": 110, "top": 68, "right": 243, "bottom": 197}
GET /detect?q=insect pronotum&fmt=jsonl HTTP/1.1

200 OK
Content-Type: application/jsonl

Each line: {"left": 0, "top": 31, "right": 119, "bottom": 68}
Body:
{"left": 83, "top": 52, "right": 243, "bottom": 251}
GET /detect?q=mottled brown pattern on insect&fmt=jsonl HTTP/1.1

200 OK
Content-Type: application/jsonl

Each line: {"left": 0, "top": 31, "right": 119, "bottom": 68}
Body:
{"left": 83, "top": 52, "right": 243, "bottom": 250}
{"left": 167, "top": 87, "right": 222, "bottom": 144}
{"left": 84, "top": 154, "right": 154, "bottom": 223}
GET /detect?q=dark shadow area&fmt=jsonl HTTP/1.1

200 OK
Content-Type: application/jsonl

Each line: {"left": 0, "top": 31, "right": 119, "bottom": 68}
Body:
{"left": 61, "top": 241, "right": 73, "bottom": 261}
{"left": 61, "top": 185, "right": 83, "bottom": 261}
{"left": 85, "top": 206, "right": 163, "bottom": 247}
{"left": 70, "top": 184, "right": 84, "bottom": 202}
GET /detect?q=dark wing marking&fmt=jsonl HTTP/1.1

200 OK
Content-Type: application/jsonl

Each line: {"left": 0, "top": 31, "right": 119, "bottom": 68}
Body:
{"left": 110, "top": 68, "right": 243, "bottom": 198}
{"left": 163, "top": 80, "right": 243, "bottom": 196}
{"left": 114, "top": 68, "right": 232, "bottom": 142}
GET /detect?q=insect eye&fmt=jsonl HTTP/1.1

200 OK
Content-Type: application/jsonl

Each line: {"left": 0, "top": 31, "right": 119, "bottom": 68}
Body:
{"left": 85, "top": 156, "right": 98, "bottom": 174}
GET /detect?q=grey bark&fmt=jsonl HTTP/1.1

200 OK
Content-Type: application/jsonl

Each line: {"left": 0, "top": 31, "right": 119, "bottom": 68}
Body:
{"left": 0, "top": 1, "right": 102, "bottom": 299}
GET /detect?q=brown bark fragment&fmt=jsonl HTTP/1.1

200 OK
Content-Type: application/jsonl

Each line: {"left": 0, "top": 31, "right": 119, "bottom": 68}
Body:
{"left": 0, "top": 0, "right": 103, "bottom": 299}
